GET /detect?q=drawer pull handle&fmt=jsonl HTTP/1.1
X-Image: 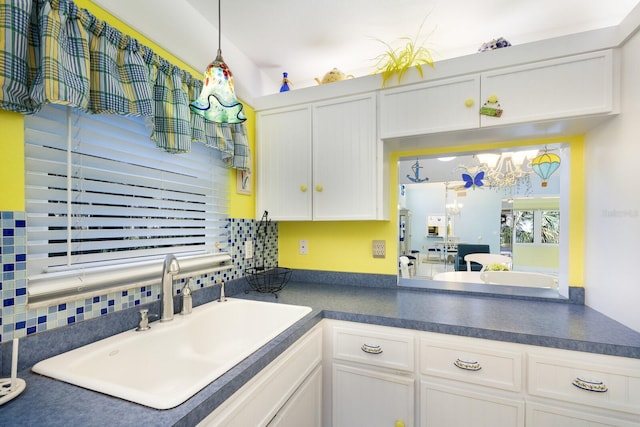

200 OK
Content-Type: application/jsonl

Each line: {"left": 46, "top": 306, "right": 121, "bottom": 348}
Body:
{"left": 361, "top": 344, "right": 383, "bottom": 354}
{"left": 454, "top": 358, "right": 482, "bottom": 371}
{"left": 572, "top": 377, "right": 608, "bottom": 393}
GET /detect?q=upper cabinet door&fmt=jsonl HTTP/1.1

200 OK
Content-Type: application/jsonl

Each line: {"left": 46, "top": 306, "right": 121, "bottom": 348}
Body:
{"left": 256, "top": 105, "right": 313, "bottom": 221}
{"left": 379, "top": 75, "right": 481, "bottom": 139}
{"left": 480, "top": 50, "right": 616, "bottom": 127}
{"left": 312, "top": 93, "right": 378, "bottom": 220}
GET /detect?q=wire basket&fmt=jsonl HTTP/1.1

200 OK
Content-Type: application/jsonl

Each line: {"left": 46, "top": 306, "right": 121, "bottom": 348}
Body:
{"left": 245, "top": 266, "right": 292, "bottom": 296}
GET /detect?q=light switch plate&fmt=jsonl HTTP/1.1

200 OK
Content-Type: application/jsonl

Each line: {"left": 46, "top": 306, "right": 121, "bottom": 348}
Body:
{"left": 372, "top": 240, "right": 385, "bottom": 258}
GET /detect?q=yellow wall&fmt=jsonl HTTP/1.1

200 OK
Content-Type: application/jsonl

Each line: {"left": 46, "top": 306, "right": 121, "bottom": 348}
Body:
{"left": 278, "top": 136, "right": 585, "bottom": 286}
{"left": 0, "top": 110, "right": 24, "bottom": 211}
{"left": 0, "top": 1, "right": 255, "bottom": 219}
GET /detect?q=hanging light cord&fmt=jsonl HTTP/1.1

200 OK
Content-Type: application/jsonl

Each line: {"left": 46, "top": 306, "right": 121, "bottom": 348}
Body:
{"left": 216, "top": 0, "right": 223, "bottom": 61}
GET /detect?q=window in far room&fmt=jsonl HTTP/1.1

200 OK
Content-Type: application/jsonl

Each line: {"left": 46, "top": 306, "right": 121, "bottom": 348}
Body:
{"left": 514, "top": 209, "right": 560, "bottom": 245}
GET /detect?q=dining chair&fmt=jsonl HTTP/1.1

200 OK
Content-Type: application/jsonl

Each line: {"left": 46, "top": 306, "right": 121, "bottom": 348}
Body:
{"left": 464, "top": 253, "right": 513, "bottom": 272}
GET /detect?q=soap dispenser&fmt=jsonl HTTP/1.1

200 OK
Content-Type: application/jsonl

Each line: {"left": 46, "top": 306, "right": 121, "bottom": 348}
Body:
{"left": 181, "top": 278, "right": 193, "bottom": 315}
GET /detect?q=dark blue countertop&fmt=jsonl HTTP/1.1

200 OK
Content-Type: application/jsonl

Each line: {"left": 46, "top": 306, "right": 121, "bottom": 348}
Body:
{"left": 2, "top": 281, "right": 640, "bottom": 426}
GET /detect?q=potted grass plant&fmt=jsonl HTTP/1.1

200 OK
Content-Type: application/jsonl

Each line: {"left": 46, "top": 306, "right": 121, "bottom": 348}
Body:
{"left": 372, "top": 17, "right": 435, "bottom": 86}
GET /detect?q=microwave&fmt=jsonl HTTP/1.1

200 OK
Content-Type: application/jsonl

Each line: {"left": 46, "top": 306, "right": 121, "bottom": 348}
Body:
{"left": 428, "top": 226, "right": 439, "bottom": 236}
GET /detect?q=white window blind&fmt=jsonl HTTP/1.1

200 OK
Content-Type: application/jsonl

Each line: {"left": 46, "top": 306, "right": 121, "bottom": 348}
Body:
{"left": 24, "top": 104, "right": 229, "bottom": 278}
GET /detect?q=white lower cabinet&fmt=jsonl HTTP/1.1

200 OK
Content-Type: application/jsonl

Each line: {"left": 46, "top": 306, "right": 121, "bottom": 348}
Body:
{"left": 333, "top": 363, "right": 414, "bottom": 427}
{"left": 325, "top": 320, "right": 416, "bottom": 427}
{"left": 526, "top": 346, "right": 640, "bottom": 426}
{"left": 418, "top": 332, "right": 525, "bottom": 427}
{"left": 268, "top": 365, "right": 323, "bottom": 427}
{"left": 199, "top": 320, "right": 640, "bottom": 427}
{"left": 198, "top": 326, "right": 322, "bottom": 427}
{"left": 325, "top": 321, "right": 639, "bottom": 427}
{"left": 420, "top": 380, "right": 524, "bottom": 427}
{"left": 526, "top": 401, "right": 639, "bottom": 427}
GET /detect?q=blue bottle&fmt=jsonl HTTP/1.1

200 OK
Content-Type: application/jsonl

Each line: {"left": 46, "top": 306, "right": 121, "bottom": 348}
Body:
{"left": 280, "top": 72, "right": 290, "bottom": 92}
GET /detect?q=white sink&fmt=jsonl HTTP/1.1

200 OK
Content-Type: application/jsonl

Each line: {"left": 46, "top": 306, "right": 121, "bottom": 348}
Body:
{"left": 32, "top": 298, "right": 311, "bottom": 409}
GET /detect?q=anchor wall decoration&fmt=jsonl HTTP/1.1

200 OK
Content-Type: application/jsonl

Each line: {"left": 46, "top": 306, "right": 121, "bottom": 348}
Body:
{"left": 406, "top": 159, "right": 429, "bottom": 183}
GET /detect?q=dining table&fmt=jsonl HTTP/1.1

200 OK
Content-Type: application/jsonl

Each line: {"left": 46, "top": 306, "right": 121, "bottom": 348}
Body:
{"left": 432, "top": 271, "right": 484, "bottom": 284}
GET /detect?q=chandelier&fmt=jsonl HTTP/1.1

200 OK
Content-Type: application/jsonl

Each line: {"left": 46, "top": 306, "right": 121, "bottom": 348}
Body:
{"left": 445, "top": 199, "right": 464, "bottom": 216}
{"left": 475, "top": 150, "right": 538, "bottom": 188}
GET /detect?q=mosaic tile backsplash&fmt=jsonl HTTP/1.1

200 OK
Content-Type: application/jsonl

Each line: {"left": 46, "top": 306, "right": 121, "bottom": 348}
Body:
{"left": 0, "top": 214, "right": 278, "bottom": 343}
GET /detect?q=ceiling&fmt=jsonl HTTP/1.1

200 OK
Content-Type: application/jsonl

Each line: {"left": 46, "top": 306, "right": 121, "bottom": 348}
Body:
{"left": 94, "top": 0, "right": 639, "bottom": 99}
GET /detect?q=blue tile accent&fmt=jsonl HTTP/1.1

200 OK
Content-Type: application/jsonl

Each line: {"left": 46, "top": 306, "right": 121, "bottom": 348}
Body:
{"left": 0, "top": 214, "right": 277, "bottom": 343}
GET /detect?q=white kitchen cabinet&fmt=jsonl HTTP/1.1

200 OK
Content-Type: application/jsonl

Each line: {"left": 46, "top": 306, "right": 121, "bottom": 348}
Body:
{"left": 420, "top": 380, "right": 525, "bottom": 427}
{"left": 333, "top": 363, "right": 414, "bottom": 427}
{"left": 377, "top": 50, "right": 617, "bottom": 139}
{"left": 311, "top": 94, "right": 378, "bottom": 220}
{"left": 526, "top": 346, "right": 640, "bottom": 426}
{"left": 379, "top": 75, "right": 481, "bottom": 139}
{"left": 418, "top": 332, "right": 525, "bottom": 427}
{"left": 480, "top": 50, "right": 616, "bottom": 127}
{"left": 256, "top": 93, "right": 379, "bottom": 221}
{"left": 323, "top": 320, "right": 640, "bottom": 427}
{"left": 526, "top": 402, "right": 640, "bottom": 427}
{"left": 256, "top": 105, "right": 312, "bottom": 221}
{"left": 325, "top": 320, "right": 416, "bottom": 427}
{"left": 198, "top": 326, "right": 322, "bottom": 427}
{"left": 268, "top": 365, "right": 323, "bottom": 427}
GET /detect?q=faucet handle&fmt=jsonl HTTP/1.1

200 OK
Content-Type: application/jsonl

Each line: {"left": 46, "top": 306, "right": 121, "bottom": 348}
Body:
{"left": 136, "top": 308, "right": 153, "bottom": 331}
{"left": 181, "top": 278, "right": 193, "bottom": 315}
{"left": 216, "top": 279, "right": 227, "bottom": 302}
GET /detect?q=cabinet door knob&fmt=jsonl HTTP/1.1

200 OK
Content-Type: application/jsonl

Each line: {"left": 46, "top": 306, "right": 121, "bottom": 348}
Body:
{"left": 300, "top": 185, "right": 308, "bottom": 192}
{"left": 315, "top": 184, "right": 323, "bottom": 192}
{"left": 464, "top": 98, "right": 475, "bottom": 107}
{"left": 572, "top": 377, "right": 608, "bottom": 392}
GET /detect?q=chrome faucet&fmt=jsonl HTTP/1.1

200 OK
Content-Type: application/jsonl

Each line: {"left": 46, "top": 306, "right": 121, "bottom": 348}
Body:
{"left": 160, "top": 254, "right": 180, "bottom": 322}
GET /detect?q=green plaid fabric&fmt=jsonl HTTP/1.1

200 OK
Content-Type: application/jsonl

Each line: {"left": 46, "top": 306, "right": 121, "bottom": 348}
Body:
{"left": 0, "top": 0, "right": 36, "bottom": 112}
{"left": 0, "top": 0, "right": 251, "bottom": 169}
{"left": 149, "top": 57, "right": 192, "bottom": 153}
{"left": 31, "top": 0, "right": 91, "bottom": 110}
{"left": 82, "top": 13, "right": 154, "bottom": 117}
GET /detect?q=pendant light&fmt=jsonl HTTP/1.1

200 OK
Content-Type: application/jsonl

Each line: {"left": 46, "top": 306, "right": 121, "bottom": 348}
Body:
{"left": 190, "top": 0, "right": 246, "bottom": 123}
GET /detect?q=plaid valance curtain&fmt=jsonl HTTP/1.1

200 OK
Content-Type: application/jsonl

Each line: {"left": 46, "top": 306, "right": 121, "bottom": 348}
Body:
{"left": 0, "top": 0, "right": 249, "bottom": 170}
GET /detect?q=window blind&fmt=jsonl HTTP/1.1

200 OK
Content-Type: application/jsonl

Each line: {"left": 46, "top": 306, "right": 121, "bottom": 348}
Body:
{"left": 24, "top": 104, "right": 229, "bottom": 279}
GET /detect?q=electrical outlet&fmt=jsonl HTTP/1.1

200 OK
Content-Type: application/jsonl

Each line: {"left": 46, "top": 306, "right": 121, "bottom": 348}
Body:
{"left": 299, "top": 239, "right": 308, "bottom": 255}
{"left": 372, "top": 240, "right": 386, "bottom": 258}
{"left": 244, "top": 240, "right": 253, "bottom": 259}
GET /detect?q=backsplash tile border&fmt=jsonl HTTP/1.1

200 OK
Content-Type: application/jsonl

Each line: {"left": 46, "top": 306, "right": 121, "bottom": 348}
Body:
{"left": 0, "top": 214, "right": 277, "bottom": 344}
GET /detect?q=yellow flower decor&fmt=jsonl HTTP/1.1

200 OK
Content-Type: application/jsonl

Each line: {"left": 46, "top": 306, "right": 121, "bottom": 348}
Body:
{"left": 372, "top": 17, "right": 435, "bottom": 87}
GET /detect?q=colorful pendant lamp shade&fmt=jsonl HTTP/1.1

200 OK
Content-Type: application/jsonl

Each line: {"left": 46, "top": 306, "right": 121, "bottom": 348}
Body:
{"left": 190, "top": 0, "right": 246, "bottom": 124}
{"left": 531, "top": 151, "right": 561, "bottom": 187}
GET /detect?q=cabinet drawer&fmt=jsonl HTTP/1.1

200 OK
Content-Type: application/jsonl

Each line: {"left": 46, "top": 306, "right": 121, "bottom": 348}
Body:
{"left": 528, "top": 351, "right": 640, "bottom": 415}
{"left": 333, "top": 324, "right": 414, "bottom": 372}
{"left": 420, "top": 334, "right": 523, "bottom": 392}
{"left": 526, "top": 402, "right": 640, "bottom": 427}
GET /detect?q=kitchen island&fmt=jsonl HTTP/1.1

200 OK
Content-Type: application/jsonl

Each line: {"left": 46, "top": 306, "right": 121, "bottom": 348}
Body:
{"left": 2, "top": 280, "right": 639, "bottom": 426}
